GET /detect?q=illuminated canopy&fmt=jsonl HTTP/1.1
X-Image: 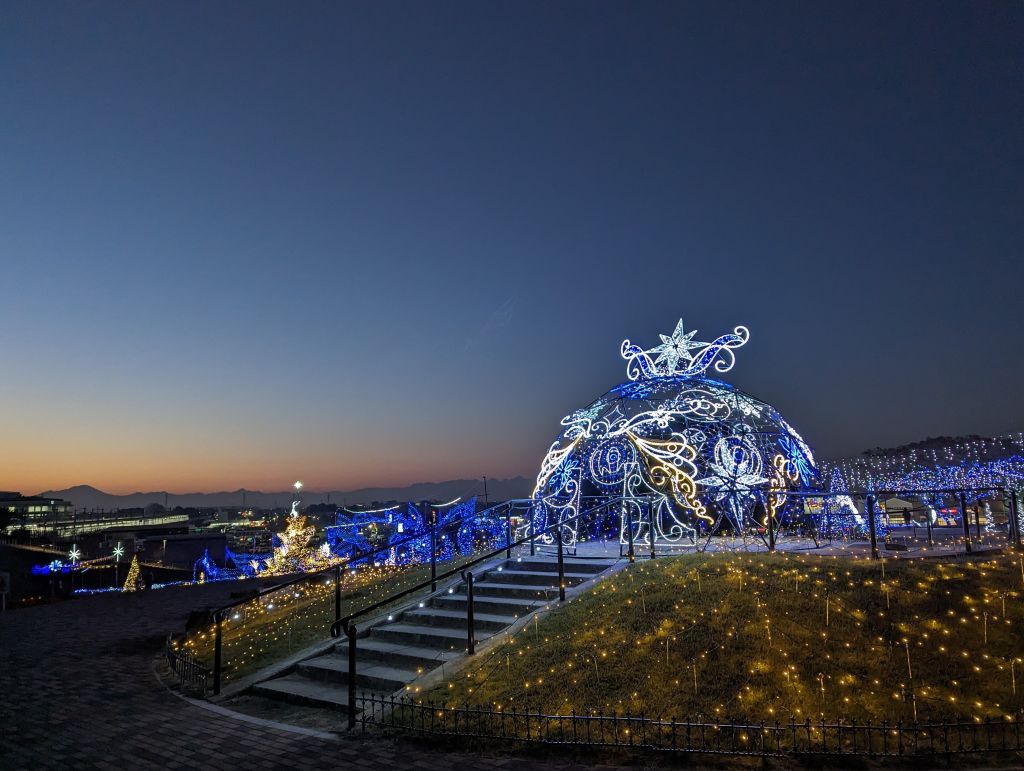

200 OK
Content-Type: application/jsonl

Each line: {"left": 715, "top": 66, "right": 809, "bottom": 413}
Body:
{"left": 532, "top": 319, "right": 819, "bottom": 541}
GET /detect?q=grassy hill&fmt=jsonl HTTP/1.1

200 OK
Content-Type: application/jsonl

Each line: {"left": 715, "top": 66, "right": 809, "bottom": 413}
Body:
{"left": 423, "top": 551, "right": 1024, "bottom": 724}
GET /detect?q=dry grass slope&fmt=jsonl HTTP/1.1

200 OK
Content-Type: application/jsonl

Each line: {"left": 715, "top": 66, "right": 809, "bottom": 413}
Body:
{"left": 426, "top": 551, "right": 1024, "bottom": 724}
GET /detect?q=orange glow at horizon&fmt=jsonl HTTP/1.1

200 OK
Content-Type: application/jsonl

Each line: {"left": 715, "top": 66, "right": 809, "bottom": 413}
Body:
{"left": 0, "top": 426, "right": 536, "bottom": 496}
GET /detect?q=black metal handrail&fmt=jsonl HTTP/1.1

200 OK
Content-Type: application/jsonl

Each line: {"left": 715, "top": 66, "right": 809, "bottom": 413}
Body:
{"left": 205, "top": 501, "right": 510, "bottom": 693}
{"left": 357, "top": 693, "right": 1024, "bottom": 757}
{"left": 329, "top": 495, "right": 672, "bottom": 728}
{"left": 328, "top": 494, "right": 663, "bottom": 639}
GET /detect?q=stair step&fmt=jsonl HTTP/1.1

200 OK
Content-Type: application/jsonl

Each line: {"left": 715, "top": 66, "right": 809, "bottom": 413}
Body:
{"left": 401, "top": 607, "right": 519, "bottom": 631}
{"left": 431, "top": 594, "right": 547, "bottom": 615}
{"left": 297, "top": 655, "right": 419, "bottom": 691}
{"left": 334, "top": 638, "right": 461, "bottom": 671}
{"left": 471, "top": 581, "right": 559, "bottom": 600}
{"left": 480, "top": 569, "right": 594, "bottom": 586}
{"left": 507, "top": 558, "right": 617, "bottom": 574}
{"left": 371, "top": 622, "right": 494, "bottom": 649}
{"left": 252, "top": 673, "right": 381, "bottom": 712}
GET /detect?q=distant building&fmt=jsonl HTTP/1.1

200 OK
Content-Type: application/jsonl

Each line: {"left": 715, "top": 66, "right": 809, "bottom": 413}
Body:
{"left": 0, "top": 492, "right": 73, "bottom": 531}
{"left": 1, "top": 493, "right": 189, "bottom": 538}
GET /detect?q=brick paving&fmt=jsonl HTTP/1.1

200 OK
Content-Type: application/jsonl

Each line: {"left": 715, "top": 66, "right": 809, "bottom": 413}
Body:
{"left": 0, "top": 583, "right": 628, "bottom": 770}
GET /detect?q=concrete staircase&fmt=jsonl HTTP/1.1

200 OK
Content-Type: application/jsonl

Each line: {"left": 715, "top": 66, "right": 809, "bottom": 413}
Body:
{"left": 251, "top": 555, "right": 616, "bottom": 713}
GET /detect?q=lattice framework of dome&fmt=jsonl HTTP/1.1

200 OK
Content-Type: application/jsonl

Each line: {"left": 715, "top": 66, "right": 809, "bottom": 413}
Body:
{"left": 530, "top": 319, "right": 819, "bottom": 546}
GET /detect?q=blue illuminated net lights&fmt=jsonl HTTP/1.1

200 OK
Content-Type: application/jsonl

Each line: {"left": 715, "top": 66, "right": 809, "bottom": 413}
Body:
{"left": 531, "top": 318, "right": 820, "bottom": 544}
{"left": 822, "top": 437, "right": 1024, "bottom": 535}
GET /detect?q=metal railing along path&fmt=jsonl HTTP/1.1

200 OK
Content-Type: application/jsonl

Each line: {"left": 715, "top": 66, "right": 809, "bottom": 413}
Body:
{"left": 357, "top": 694, "right": 1024, "bottom": 758}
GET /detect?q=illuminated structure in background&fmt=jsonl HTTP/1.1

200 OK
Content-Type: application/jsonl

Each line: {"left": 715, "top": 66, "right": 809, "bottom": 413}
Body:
{"left": 824, "top": 434, "right": 1024, "bottom": 494}
{"left": 325, "top": 497, "right": 496, "bottom": 565}
{"left": 531, "top": 318, "right": 819, "bottom": 546}
{"left": 822, "top": 434, "right": 1024, "bottom": 532}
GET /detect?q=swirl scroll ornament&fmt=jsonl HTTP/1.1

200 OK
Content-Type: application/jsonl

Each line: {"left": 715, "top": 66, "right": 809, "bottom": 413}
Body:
{"left": 621, "top": 319, "right": 750, "bottom": 381}
{"left": 588, "top": 439, "right": 637, "bottom": 487}
{"left": 765, "top": 453, "right": 799, "bottom": 526}
{"left": 628, "top": 431, "right": 709, "bottom": 523}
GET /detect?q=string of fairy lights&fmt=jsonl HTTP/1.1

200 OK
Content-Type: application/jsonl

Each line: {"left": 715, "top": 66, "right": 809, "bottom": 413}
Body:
{"left": 416, "top": 550, "right": 1024, "bottom": 725}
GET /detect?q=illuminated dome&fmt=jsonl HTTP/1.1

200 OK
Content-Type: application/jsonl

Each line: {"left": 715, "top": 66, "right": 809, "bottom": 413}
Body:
{"left": 532, "top": 319, "right": 819, "bottom": 544}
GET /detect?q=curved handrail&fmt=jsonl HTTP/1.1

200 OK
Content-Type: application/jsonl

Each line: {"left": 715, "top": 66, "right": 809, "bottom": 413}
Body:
{"left": 328, "top": 495, "right": 664, "bottom": 638}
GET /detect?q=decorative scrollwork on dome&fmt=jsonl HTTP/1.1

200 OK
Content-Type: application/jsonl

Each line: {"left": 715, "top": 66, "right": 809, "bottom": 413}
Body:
{"left": 620, "top": 318, "right": 750, "bottom": 381}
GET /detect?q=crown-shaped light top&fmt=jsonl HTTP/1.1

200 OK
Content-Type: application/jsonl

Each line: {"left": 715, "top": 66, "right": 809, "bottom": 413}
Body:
{"left": 620, "top": 318, "right": 750, "bottom": 381}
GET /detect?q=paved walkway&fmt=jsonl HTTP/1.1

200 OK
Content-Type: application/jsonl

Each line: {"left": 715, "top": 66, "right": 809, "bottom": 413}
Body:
{"left": 0, "top": 582, "right": 626, "bottom": 770}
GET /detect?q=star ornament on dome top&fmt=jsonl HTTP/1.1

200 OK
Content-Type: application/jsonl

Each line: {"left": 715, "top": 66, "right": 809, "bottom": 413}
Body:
{"left": 651, "top": 319, "right": 701, "bottom": 372}
{"left": 620, "top": 317, "right": 750, "bottom": 381}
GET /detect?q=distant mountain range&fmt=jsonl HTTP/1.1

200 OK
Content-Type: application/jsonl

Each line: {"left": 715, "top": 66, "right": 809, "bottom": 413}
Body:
{"left": 39, "top": 477, "right": 533, "bottom": 511}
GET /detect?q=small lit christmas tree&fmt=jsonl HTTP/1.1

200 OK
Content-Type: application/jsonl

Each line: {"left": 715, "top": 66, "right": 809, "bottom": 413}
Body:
{"left": 122, "top": 554, "right": 142, "bottom": 592}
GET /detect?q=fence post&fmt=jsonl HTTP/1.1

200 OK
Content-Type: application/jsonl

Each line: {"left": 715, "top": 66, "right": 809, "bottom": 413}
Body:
{"left": 505, "top": 505, "right": 512, "bottom": 559}
{"left": 212, "top": 611, "right": 223, "bottom": 696}
{"left": 334, "top": 564, "right": 342, "bottom": 627}
{"left": 960, "top": 490, "right": 972, "bottom": 554}
{"left": 974, "top": 504, "right": 982, "bottom": 540}
{"left": 925, "top": 503, "right": 933, "bottom": 547}
{"left": 867, "top": 495, "right": 879, "bottom": 560}
{"left": 556, "top": 525, "right": 566, "bottom": 602}
{"left": 1012, "top": 490, "right": 1022, "bottom": 549}
{"left": 347, "top": 623, "right": 358, "bottom": 730}
{"left": 430, "top": 522, "right": 438, "bottom": 592}
{"left": 626, "top": 505, "right": 635, "bottom": 563}
{"left": 530, "top": 509, "right": 536, "bottom": 557}
{"left": 465, "top": 571, "right": 475, "bottom": 654}
{"left": 768, "top": 496, "right": 777, "bottom": 552}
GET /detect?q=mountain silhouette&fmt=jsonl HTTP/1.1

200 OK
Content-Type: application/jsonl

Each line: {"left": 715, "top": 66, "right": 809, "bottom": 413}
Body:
{"left": 38, "top": 477, "right": 532, "bottom": 510}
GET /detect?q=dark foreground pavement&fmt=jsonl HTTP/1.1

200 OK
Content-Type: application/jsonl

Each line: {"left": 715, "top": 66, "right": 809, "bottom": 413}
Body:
{"left": 0, "top": 582, "right": 625, "bottom": 770}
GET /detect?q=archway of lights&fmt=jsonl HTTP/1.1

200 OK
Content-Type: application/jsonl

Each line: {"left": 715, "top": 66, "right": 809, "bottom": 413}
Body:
{"left": 822, "top": 434, "right": 1024, "bottom": 533}
{"left": 529, "top": 319, "right": 820, "bottom": 547}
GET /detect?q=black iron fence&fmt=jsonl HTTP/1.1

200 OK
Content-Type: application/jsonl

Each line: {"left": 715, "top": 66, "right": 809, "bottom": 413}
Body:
{"left": 356, "top": 693, "right": 1024, "bottom": 757}
{"left": 165, "top": 634, "right": 209, "bottom": 695}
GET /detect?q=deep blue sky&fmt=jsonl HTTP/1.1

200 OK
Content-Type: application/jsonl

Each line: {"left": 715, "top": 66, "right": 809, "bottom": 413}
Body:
{"left": 1, "top": 2, "right": 1021, "bottom": 493}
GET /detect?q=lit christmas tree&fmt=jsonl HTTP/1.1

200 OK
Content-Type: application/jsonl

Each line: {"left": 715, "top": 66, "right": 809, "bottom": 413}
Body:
{"left": 265, "top": 481, "right": 332, "bottom": 575}
{"left": 122, "top": 554, "right": 142, "bottom": 592}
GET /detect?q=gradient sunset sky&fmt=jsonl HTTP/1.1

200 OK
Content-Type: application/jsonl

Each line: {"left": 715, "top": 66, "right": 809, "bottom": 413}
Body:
{"left": 2, "top": 2, "right": 1022, "bottom": 495}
